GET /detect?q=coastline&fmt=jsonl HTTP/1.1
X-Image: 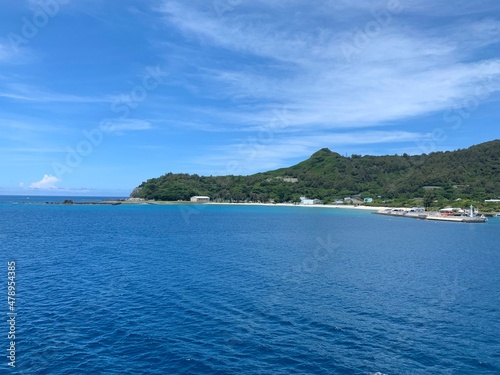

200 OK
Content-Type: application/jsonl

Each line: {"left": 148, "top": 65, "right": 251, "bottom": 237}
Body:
{"left": 205, "top": 202, "right": 391, "bottom": 211}
{"left": 118, "top": 200, "right": 395, "bottom": 211}
{"left": 25, "top": 198, "right": 393, "bottom": 211}
{"left": 127, "top": 199, "right": 390, "bottom": 211}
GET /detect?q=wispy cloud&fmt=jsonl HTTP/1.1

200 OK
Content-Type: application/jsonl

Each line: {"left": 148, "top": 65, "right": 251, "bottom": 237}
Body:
{"left": 200, "top": 130, "right": 431, "bottom": 175}
{"left": 1, "top": 1, "right": 499, "bottom": 192}
{"left": 100, "top": 119, "right": 153, "bottom": 134}
{"left": 0, "top": 43, "right": 11, "bottom": 62}
{"left": 159, "top": 1, "right": 500, "bottom": 132}
{"left": 1, "top": 147, "right": 65, "bottom": 154}
{"left": 0, "top": 84, "right": 112, "bottom": 103}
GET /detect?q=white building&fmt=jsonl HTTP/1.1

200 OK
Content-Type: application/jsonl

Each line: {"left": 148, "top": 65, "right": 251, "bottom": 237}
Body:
{"left": 190, "top": 196, "right": 210, "bottom": 202}
{"left": 300, "top": 196, "right": 321, "bottom": 205}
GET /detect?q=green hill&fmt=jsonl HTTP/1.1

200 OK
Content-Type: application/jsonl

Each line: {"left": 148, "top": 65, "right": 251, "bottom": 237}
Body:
{"left": 130, "top": 140, "right": 500, "bottom": 208}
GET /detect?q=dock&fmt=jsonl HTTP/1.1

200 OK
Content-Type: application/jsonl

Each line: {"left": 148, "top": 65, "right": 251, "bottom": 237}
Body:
{"left": 374, "top": 207, "right": 487, "bottom": 223}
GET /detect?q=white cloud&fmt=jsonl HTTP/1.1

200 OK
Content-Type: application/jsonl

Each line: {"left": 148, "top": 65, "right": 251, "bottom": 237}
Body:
{"left": 0, "top": 40, "right": 33, "bottom": 65}
{"left": 159, "top": 1, "right": 500, "bottom": 132}
{"left": 0, "top": 84, "right": 111, "bottom": 103}
{"left": 199, "top": 130, "right": 432, "bottom": 175}
{"left": 0, "top": 42, "right": 25, "bottom": 64}
{"left": 100, "top": 119, "right": 153, "bottom": 133}
{"left": 29, "top": 174, "right": 60, "bottom": 189}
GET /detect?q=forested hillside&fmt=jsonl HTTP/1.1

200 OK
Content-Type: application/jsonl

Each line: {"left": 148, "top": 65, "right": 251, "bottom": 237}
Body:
{"left": 131, "top": 140, "right": 500, "bottom": 208}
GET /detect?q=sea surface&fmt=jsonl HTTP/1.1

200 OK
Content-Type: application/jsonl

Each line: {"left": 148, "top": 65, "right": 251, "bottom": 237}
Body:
{"left": 1, "top": 196, "right": 499, "bottom": 374}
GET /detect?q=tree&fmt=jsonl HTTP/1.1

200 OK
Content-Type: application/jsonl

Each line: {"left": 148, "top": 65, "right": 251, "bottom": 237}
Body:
{"left": 423, "top": 192, "right": 434, "bottom": 208}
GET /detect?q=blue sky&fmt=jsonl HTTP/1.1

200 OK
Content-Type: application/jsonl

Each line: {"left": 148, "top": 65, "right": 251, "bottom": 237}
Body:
{"left": 1, "top": 0, "right": 500, "bottom": 196}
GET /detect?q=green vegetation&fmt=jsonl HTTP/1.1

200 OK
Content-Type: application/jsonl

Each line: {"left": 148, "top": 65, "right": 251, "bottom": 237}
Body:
{"left": 131, "top": 140, "right": 500, "bottom": 210}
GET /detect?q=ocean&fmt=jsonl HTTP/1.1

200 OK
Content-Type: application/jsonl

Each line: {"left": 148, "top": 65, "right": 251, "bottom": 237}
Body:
{"left": 1, "top": 196, "right": 499, "bottom": 374}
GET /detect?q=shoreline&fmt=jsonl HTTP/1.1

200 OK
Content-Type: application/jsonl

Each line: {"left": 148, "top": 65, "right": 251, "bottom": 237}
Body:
{"left": 205, "top": 202, "right": 392, "bottom": 211}
{"left": 138, "top": 200, "right": 395, "bottom": 211}
{"left": 38, "top": 199, "right": 392, "bottom": 211}
{"left": 17, "top": 199, "right": 498, "bottom": 217}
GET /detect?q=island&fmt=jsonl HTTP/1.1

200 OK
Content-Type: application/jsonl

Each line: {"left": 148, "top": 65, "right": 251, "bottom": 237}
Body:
{"left": 128, "top": 140, "right": 500, "bottom": 215}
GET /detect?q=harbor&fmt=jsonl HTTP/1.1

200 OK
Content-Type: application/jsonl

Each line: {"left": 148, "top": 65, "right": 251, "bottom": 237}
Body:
{"left": 374, "top": 206, "right": 488, "bottom": 223}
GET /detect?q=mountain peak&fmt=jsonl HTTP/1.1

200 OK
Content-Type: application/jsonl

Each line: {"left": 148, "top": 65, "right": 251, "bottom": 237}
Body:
{"left": 309, "top": 148, "right": 342, "bottom": 159}
{"left": 311, "top": 148, "right": 333, "bottom": 155}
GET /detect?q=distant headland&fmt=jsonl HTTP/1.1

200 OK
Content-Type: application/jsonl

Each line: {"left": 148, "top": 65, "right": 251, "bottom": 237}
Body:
{"left": 130, "top": 140, "right": 500, "bottom": 211}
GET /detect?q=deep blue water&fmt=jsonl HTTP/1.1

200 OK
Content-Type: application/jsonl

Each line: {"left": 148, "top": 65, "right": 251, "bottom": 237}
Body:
{"left": 1, "top": 196, "right": 499, "bottom": 374}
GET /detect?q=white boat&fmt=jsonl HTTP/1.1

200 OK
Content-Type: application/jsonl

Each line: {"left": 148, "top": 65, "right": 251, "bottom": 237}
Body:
{"left": 461, "top": 205, "right": 487, "bottom": 223}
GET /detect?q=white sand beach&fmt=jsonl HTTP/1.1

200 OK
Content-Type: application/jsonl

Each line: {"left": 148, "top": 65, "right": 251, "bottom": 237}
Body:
{"left": 123, "top": 199, "right": 395, "bottom": 211}
{"left": 205, "top": 202, "right": 391, "bottom": 211}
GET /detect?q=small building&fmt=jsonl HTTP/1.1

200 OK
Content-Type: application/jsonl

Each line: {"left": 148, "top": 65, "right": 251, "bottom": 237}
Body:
{"left": 364, "top": 197, "right": 373, "bottom": 203}
{"left": 485, "top": 199, "right": 500, "bottom": 203}
{"left": 128, "top": 197, "right": 144, "bottom": 202}
{"left": 190, "top": 196, "right": 210, "bottom": 203}
{"left": 300, "top": 196, "right": 321, "bottom": 205}
{"left": 334, "top": 199, "right": 344, "bottom": 205}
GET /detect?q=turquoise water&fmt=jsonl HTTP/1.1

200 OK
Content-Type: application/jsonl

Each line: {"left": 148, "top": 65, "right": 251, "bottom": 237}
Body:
{"left": 1, "top": 197, "right": 499, "bottom": 374}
